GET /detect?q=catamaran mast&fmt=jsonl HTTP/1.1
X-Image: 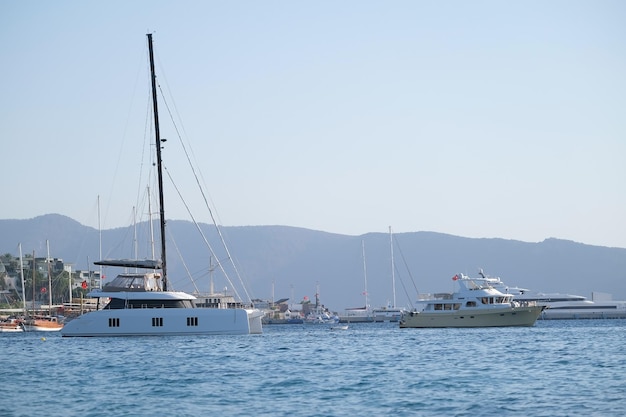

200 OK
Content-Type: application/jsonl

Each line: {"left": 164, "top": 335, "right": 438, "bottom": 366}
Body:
{"left": 147, "top": 33, "right": 168, "bottom": 291}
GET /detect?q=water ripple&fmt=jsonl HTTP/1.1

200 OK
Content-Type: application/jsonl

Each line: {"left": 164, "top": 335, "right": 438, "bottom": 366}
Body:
{"left": 1, "top": 320, "right": 625, "bottom": 416}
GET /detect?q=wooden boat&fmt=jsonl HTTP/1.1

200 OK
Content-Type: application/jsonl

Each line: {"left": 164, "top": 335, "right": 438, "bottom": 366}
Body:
{"left": 22, "top": 315, "right": 63, "bottom": 332}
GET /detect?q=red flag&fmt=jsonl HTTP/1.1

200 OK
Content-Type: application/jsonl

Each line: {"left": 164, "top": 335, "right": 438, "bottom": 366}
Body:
{"left": 81, "top": 280, "right": 88, "bottom": 289}
{"left": 452, "top": 274, "right": 458, "bottom": 281}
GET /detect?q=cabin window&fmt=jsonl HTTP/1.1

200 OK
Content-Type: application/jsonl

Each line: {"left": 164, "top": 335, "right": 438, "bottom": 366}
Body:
{"left": 152, "top": 317, "right": 163, "bottom": 327}
{"left": 187, "top": 317, "right": 198, "bottom": 326}
{"left": 434, "top": 304, "right": 443, "bottom": 310}
{"left": 108, "top": 318, "right": 120, "bottom": 327}
{"left": 453, "top": 304, "right": 461, "bottom": 310}
{"left": 466, "top": 301, "right": 477, "bottom": 307}
{"left": 444, "top": 304, "right": 452, "bottom": 310}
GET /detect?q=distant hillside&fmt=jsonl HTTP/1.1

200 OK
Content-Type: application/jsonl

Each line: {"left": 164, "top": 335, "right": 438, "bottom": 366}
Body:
{"left": 1, "top": 214, "right": 625, "bottom": 311}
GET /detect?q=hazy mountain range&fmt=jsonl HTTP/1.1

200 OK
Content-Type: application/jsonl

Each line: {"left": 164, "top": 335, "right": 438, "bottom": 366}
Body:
{"left": 1, "top": 214, "right": 625, "bottom": 311}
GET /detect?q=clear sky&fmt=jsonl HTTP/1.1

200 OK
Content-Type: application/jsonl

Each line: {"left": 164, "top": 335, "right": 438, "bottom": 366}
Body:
{"left": 1, "top": 1, "right": 625, "bottom": 248}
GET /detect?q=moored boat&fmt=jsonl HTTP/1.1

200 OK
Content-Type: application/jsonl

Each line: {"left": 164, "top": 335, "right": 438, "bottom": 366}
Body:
{"left": 61, "top": 34, "right": 263, "bottom": 337}
{"left": 22, "top": 315, "right": 63, "bottom": 332}
{"left": 473, "top": 270, "right": 626, "bottom": 320}
{"left": 339, "top": 306, "right": 374, "bottom": 323}
{"left": 0, "top": 317, "right": 24, "bottom": 333}
{"left": 372, "top": 305, "right": 405, "bottom": 322}
{"left": 400, "top": 273, "right": 544, "bottom": 328}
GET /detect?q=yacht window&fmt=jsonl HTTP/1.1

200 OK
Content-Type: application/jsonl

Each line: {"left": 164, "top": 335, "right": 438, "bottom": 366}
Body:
{"left": 453, "top": 304, "right": 461, "bottom": 310}
{"left": 466, "top": 301, "right": 477, "bottom": 307}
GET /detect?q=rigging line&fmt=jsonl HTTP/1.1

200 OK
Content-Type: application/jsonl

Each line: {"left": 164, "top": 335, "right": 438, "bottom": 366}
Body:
{"left": 153, "top": 55, "right": 219, "bottom": 224}
{"left": 393, "top": 262, "right": 414, "bottom": 310}
{"left": 165, "top": 227, "right": 200, "bottom": 294}
{"left": 393, "top": 236, "right": 420, "bottom": 302}
{"left": 103, "top": 45, "right": 148, "bottom": 232}
{"left": 163, "top": 166, "right": 244, "bottom": 302}
{"left": 157, "top": 83, "right": 253, "bottom": 304}
{"left": 135, "top": 86, "right": 154, "bottom": 215}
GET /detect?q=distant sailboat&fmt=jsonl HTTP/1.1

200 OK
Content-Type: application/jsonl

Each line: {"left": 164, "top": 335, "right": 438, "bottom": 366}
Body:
{"left": 372, "top": 227, "right": 406, "bottom": 322}
{"left": 0, "top": 244, "right": 27, "bottom": 333}
{"left": 23, "top": 241, "right": 63, "bottom": 332}
{"left": 339, "top": 240, "right": 374, "bottom": 323}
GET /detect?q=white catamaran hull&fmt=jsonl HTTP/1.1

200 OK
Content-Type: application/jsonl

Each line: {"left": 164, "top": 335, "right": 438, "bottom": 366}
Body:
{"left": 399, "top": 306, "right": 544, "bottom": 328}
{"left": 62, "top": 307, "right": 256, "bottom": 337}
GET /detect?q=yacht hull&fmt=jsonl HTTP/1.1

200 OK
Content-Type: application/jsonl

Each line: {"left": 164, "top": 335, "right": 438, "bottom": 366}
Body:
{"left": 399, "top": 306, "right": 544, "bottom": 328}
{"left": 540, "top": 307, "right": 626, "bottom": 320}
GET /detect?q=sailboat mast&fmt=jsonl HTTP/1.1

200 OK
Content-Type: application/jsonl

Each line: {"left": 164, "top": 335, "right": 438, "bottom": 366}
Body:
{"left": 19, "top": 243, "right": 26, "bottom": 312}
{"left": 389, "top": 226, "right": 396, "bottom": 308}
{"left": 361, "top": 240, "right": 369, "bottom": 309}
{"left": 32, "top": 250, "right": 35, "bottom": 312}
{"left": 98, "top": 195, "right": 102, "bottom": 289}
{"left": 147, "top": 33, "right": 168, "bottom": 291}
{"left": 46, "top": 240, "right": 52, "bottom": 310}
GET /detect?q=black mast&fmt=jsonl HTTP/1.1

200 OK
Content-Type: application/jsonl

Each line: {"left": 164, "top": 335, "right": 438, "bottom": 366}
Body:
{"left": 147, "top": 33, "right": 168, "bottom": 291}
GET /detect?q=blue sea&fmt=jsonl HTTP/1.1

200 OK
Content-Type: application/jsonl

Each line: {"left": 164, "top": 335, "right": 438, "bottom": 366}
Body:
{"left": 1, "top": 320, "right": 625, "bottom": 417}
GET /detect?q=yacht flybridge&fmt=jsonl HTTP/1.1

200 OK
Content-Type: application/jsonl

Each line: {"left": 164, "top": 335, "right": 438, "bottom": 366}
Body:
{"left": 61, "top": 34, "right": 263, "bottom": 336}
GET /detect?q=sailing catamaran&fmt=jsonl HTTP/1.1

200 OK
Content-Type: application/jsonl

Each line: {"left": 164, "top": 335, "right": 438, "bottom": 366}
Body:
{"left": 62, "top": 34, "right": 263, "bottom": 336}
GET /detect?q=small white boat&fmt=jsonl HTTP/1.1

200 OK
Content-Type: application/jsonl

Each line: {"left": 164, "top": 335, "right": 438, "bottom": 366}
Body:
{"left": 330, "top": 325, "right": 349, "bottom": 331}
{"left": 303, "top": 285, "right": 338, "bottom": 324}
{"left": 400, "top": 273, "right": 544, "bottom": 328}
{"left": 305, "top": 311, "right": 339, "bottom": 324}
{"left": 0, "top": 318, "right": 24, "bottom": 333}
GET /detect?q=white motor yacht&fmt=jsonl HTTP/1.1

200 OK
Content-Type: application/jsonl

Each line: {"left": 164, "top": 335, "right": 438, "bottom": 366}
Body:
{"left": 400, "top": 273, "right": 543, "bottom": 328}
